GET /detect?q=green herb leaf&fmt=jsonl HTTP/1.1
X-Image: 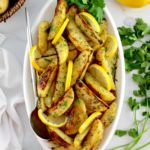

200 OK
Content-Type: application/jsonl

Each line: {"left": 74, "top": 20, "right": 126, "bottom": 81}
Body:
{"left": 115, "top": 130, "right": 127, "bottom": 137}
{"left": 128, "top": 128, "right": 138, "bottom": 138}
{"left": 128, "top": 97, "right": 139, "bottom": 111}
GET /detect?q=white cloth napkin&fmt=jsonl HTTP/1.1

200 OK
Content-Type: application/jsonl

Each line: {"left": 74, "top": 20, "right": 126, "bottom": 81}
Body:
{"left": 0, "top": 48, "right": 24, "bottom": 150}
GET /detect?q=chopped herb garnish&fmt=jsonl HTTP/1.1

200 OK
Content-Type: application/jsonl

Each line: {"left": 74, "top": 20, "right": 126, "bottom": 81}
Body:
{"left": 111, "top": 18, "right": 150, "bottom": 150}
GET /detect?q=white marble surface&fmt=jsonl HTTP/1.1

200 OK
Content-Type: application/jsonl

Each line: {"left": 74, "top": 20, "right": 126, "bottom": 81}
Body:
{"left": 0, "top": 0, "right": 150, "bottom": 149}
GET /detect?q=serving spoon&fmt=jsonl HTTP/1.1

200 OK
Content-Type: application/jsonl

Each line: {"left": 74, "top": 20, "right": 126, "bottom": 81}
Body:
{"left": 25, "top": 8, "right": 49, "bottom": 139}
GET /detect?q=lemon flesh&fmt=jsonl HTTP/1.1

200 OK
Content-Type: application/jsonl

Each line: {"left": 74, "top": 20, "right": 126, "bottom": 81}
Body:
{"left": 89, "top": 64, "right": 112, "bottom": 91}
{"left": 65, "top": 60, "right": 73, "bottom": 91}
{"left": 29, "top": 45, "right": 42, "bottom": 71}
{"left": 52, "top": 18, "right": 69, "bottom": 45}
{"left": 79, "top": 12, "right": 101, "bottom": 33}
{"left": 105, "top": 35, "right": 118, "bottom": 59}
{"left": 78, "top": 111, "right": 101, "bottom": 134}
{"left": 38, "top": 109, "right": 68, "bottom": 128}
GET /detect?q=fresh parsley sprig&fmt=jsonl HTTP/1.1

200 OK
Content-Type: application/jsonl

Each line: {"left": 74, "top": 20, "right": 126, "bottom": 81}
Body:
{"left": 111, "top": 18, "right": 150, "bottom": 150}
{"left": 66, "top": 0, "right": 105, "bottom": 22}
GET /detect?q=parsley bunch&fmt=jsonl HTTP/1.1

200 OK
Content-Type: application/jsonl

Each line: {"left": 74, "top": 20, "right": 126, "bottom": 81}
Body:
{"left": 66, "top": 0, "right": 105, "bottom": 22}
{"left": 111, "top": 19, "right": 150, "bottom": 150}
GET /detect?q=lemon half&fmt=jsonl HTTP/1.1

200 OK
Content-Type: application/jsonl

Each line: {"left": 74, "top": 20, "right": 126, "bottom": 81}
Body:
{"left": 38, "top": 109, "right": 68, "bottom": 128}
{"left": 79, "top": 12, "right": 101, "bottom": 33}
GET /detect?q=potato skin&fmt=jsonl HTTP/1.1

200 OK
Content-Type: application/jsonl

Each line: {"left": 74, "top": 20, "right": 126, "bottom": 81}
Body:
{"left": 82, "top": 119, "right": 104, "bottom": 150}
{"left": 67, "top": 6, "right": 92, "bottom": 52}
{"left": 48, "top": 0, "right": 68, "bottom": 40}
{"left": 49, "top": 88, "right": 74, "bottom": 117}
{"left": 67, "top": 49, "right": 78, "bottom": 61}
{"left": 85, "top": 72, "right": 116, "bottom": 102}
{"left": 75, "top": 80, "right": 107, "bottom": 114}
{"left": 101, "top": 102, "right": 117, "bottom": 127}
{"left": 38, "top": 21, "right": 50, "bottom": 54}
{"left": 52, "top": 63, "right": 67, "bottom": 104}
{"left": 75, "top": 14, "right": 102, "bottom": 44}
{"left": 64, "top": 99, "right": 87, "bottom": 135}
{"left": 71, "top": 50, "right": 92, "bottom": 86}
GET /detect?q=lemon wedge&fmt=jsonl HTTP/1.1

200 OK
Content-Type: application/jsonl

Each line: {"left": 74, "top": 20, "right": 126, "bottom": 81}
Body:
{"left": 47, "top": 126, "right": 73, "bottom": 144}
{"left": 29, "top": 45, "right": 42, "bottom": 71}
{"left": 105, "top": 35, "right": 118, "bottom": 59}
{"left": 38, "top": 109, "right": 68, "bottom": 128}
{"left": 88, "top": 64, "right": 112, "bottom": 91}
{"left": 79, "top": 12, "right": 101, "bottom": 33}
{"left": 78, "top": 111, "right": 101, "bottom": 134}
{"left": 65, "top": 60, "right": 73, "bottom": 91}
{"left": 52, "top": 18, "right": 69, "bottom": 45}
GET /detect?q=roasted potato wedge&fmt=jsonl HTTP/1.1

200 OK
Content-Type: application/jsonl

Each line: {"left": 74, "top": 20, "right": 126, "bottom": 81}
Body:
{"left": 37, "top": 67, "right": 57, "bottom": 97}
{"left": 75, "top": 14, "right": 103, "bottom": 44}
{"left": 48, "top": 0, "right": 68, "bottom": 40}
{"left": 37, "top": 97, "right": 46, "bottom": 111}
{"left": 64, "top": 99, "right": 87, "bottom": 135}
{"left": 52, "top": 145, "right": 79, "bottom": 150}
{"left": 82, "top": 119, "right": 104, "bottom": 150}
{"left": 68, "top": 49, "right": 78, "bottom": 61}
{"left": 101, "top": 102, "right": 117, "bottom": 127}
{"left": 67, "top": 6, "right": 92, "bottom": 52}
{"left": 68, "top": 42, "right": 76, "bottom": 50}
{"left": 49, "top": 88, "right": 74, "bottom": 117}
{"left": 75, "top": 80, "right": 107, "bottom": 114}
{"left": 52, "top": 63, "right": 67, "bottom": 104}
{"left": 85, "top": 73, "right": 116, "bottom": 102}
{"left": 43, "top": 47, "right": 57, "bottom": 57}
{"left": 47, "top": 126, "right": 73, "bottom": 144}
{"left": 55, "top": 36, "right": 69, "bottom": 64}
{"left": 38, "top": 21, "right": 50, "bottom": 54}
{"left": 36, "top": 55, "right": 58, "bottom": 69}
{"left": 71, "top": 50, "right": 92, "bottom": 86}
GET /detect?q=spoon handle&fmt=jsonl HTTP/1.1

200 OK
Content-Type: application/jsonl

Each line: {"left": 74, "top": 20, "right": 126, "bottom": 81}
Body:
{"left": 25, "top": 8, "right": 38, "bottom": 103}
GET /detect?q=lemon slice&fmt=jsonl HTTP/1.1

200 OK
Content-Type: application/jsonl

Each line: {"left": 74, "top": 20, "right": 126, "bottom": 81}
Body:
{"left": 105, "top": 35, "right": 118, "bottom": 59}
{"left": 52, "top": 18, "right": 69, "bottom": 45}
{"left": 79, "top": 12, "right": 101, "bottom": 33}
{"left": 88, "top": 64, "right": 112, "bottom": 91}
{"left": 29, "top": 45, "right": 42, "bottom": 71}
{"left": 65, "top": 60, "right": 73, "bottom": 91}
{"left": 74, "top": 127, "right": 90, "bottom": 147}
{"left": 78, "top": 111, "right": 101, "bottom": 134}
{"left": 47, "top": 126, "right": 73, "bottom": 144}
{"left": 38, "top": 109, "right": 68, "bottom": 128}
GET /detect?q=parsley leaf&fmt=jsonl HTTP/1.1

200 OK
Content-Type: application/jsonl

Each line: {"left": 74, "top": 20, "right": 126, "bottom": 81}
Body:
{"left": 115, "top": 130, "right": 127, "bottom": 137}
{"left": 128, "top": 97, "right": 139, "bottom": 111}
{"left": 67, "top": 0, "right": 105, "bottom": 22}
{"left": 128, "top": 128, "right": 138, "bottom": 138}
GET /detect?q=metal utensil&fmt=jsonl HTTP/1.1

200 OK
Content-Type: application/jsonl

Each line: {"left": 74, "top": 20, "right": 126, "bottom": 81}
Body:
{"left": 25, "top": 7, "right": 49, "bottom": 139}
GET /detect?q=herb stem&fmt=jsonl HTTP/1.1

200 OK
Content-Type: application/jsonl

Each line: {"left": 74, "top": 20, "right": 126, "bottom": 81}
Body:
{"left": 134, "top": 140, "right": 150, "bottom": 150}
{"left": 110, "top": 143, "right": 129, "bottom": 150}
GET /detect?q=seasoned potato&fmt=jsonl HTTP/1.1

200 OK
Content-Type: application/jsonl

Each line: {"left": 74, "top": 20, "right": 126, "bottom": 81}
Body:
{"left": 43, "top": 47, "right": 57, "bottom": 57}
{"left": 37, "top": 66, "right": 57, "bottom": 97}
{"left": 64, "top": 99, "right": 87, "bottom": 135}
{"left": 38, "top": 21, "right": 50, "bottom": 54}
{"left": 75, "top": 80, "right": 107, "bottom": 114}
{"left": 71, "top": 50, "right": 92, "bottom": 86}
{"left": 101, "top": 102, "right": 117, "bottom": 127}
{"left": 48, "top": 0, "right": 68, "bottom": 40}
{"left": 75, "top": 14, "right": 103, "bottom": 44}
{"left": 85, "top": 72, "right": 116, "bottom": 102}
{"left": 37, "top": 97, "right": 46, "bottom": 111}
{"left": 52, "top": 145, "right": 79, "bottom": 150}
{"left": 99, "top": 20, "right": 108, "bottom": 44}
{"left": 52, "top": 63, "right": 67, "bottom": 104}
{"left": 68, "top": 42, "right": 76, "bottom": 50}
{"left": 82, "top": 119, "right": 104, "bottom": 150}
{"left": 36, "top": 55, "right": 58, "bottom": 69}
{"left": 48, "top": 88, "right": 74, "bottom": 117}
{"left": 55, "top": 36, "right": 69, "bottom": 64}
{"left": 68, "top": 49, "right": 78, "bottom": 61}
{"left": 44, "top": 80, "right": 56, "bottom": 108}
{"left": 89, "top": 41, "right": 101, "bottom": 51}
{"left": 67, "top": 6, "right": 92, "bottom": 52}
